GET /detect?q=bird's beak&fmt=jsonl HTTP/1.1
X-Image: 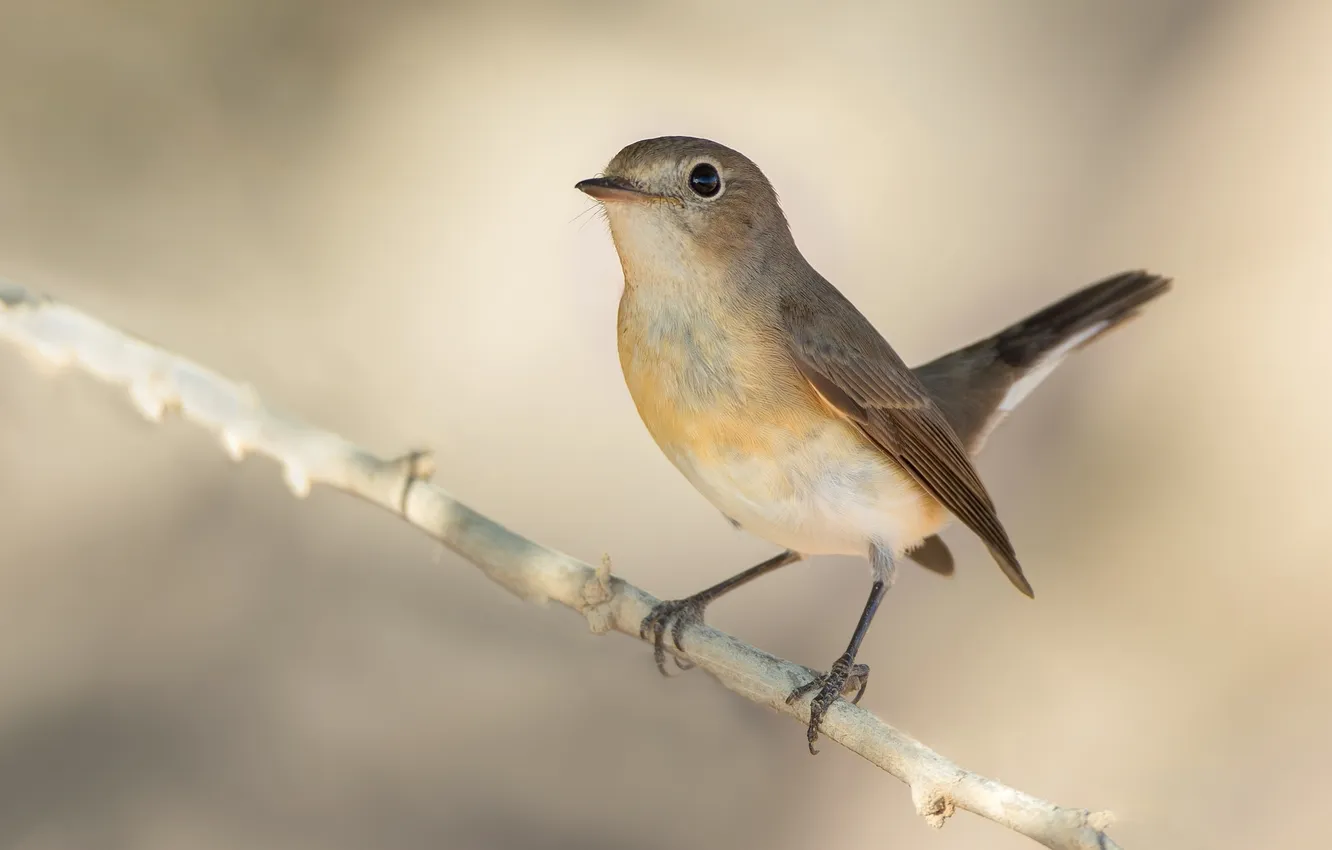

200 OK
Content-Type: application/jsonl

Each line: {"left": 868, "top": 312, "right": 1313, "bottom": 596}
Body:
{"left": 575, "top": 176, "right": 661, "bottom": 203}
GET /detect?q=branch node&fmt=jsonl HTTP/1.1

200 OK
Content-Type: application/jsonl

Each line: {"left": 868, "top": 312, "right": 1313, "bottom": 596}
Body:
{"left": 1088, "top": 809, "right": 1116, "bottom": 831}
{"left": 128, "top": 376, "right": 178, "bottom": 424}
{"left": 580, "top": 553, "right": 616, "bottom": 634}
{"left": 912, "top": 784, "right": 956, "bottom": 829}
{"left": 396, "top": 449, "right": 436, "bottom": 482}
{"left": 221, "top": 429, "right": 249, "bottom": 462}
{"left": 389, "top": 449, "right": 435, "bottom": 513}
{"left": 282, "top": 462, "right": 312, "bottom": 498}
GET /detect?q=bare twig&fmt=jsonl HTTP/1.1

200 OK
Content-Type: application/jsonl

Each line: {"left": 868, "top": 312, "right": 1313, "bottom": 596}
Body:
{"left": 0, "top": 282, "right": 1120, "bottom": 850}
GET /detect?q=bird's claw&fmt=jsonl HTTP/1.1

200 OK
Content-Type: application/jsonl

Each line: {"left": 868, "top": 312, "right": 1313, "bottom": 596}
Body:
{"left": 638, "top": 596, "right": 709, "bottom": 675}
{"left": 785, "top": 654, "right": 870, "bottom": 754}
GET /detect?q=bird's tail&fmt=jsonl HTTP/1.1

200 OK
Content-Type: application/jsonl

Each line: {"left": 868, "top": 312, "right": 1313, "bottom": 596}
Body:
{"left": 913, "top": 270, "right": 1172, "bottom": 453}
{"left": 991, "top": 270, "right": 1172, "bottom": 371}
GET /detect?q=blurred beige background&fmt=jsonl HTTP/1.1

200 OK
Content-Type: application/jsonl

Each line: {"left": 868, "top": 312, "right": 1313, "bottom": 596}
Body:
{"left": 0, "top": 1, "right": 1327, "bottom": 848}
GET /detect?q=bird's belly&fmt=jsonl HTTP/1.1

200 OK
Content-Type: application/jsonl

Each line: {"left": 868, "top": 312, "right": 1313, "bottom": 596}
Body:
{"left": 664, "top": 424, "right": 947, "bottom": 558}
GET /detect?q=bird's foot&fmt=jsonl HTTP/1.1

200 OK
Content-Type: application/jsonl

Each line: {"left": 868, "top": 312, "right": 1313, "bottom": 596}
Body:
{"left": 639, "top": 594, "right": 712, "bottom": 675}
{"left": 784, "top": 653, "right": 871, "bottom": 755}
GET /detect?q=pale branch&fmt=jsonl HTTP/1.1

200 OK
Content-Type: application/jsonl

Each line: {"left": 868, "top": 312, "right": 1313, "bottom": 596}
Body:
{"left": 0, "top": 281, "right": 1120, "bottom": 850}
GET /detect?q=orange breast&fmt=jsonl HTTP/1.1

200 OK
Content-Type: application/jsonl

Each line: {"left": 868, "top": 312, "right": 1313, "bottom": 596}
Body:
{"left": 616, "top": 291, "right": 824, "bottom": 461}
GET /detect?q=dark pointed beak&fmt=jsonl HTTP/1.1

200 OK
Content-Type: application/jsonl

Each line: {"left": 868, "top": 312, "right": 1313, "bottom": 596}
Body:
{"left": 575, "top": 176, "right": 659, "bottom": 203}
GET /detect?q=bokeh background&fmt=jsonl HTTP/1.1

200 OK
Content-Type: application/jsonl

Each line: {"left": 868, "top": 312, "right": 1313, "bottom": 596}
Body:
{"left": 0, "top": 1, "right": 1327, "bottom": 848}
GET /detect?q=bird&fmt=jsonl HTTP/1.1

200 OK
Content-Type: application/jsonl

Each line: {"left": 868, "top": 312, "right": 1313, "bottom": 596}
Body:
{"left": 574, "top": 136, "right": 1170, "bottom": 752}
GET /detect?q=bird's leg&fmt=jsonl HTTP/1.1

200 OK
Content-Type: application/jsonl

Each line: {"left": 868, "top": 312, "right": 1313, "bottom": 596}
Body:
{"left": 640, "top": 549, "right": 803, "bottom": 675}
{"left": 786, "top": 544, "right": 896, "bottom": 754}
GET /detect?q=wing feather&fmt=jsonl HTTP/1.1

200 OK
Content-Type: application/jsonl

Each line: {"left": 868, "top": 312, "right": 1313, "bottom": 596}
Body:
{"left": 782, "top": 291, "right": 1033, "bottom": 597}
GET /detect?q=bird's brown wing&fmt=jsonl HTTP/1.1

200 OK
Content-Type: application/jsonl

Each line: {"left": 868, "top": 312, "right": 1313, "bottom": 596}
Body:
{"left": 780, "top": 289, "right": 1033, "bottom": 597}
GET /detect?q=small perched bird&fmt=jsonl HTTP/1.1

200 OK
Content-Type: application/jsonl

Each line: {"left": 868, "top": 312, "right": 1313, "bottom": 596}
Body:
{"left": 576, "top": 136, "right": 1170, "bottom": 752}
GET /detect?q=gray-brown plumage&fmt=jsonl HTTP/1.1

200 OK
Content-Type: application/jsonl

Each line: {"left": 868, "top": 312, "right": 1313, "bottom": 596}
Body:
{"left": 782, "top": 282, "right": 1032, "bottom": 597}
{"left": 576, "top": 135, "right": 1171, "bottom": 752}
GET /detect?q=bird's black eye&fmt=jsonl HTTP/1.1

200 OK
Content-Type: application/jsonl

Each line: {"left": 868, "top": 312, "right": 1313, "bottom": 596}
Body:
{"left": 688, "top": 162, "right": 721, "bottom": 198}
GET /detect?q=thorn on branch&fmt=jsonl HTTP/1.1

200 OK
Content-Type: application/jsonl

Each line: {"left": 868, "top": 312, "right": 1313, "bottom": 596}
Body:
{"left": 128, "top": 375, "right": 179, "bottom": 424}
{"left": 283, "top": 462, "right": 312, "bottom": 498}
{"left": 221, "top": 429, "right": 248, "bottom": 462}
